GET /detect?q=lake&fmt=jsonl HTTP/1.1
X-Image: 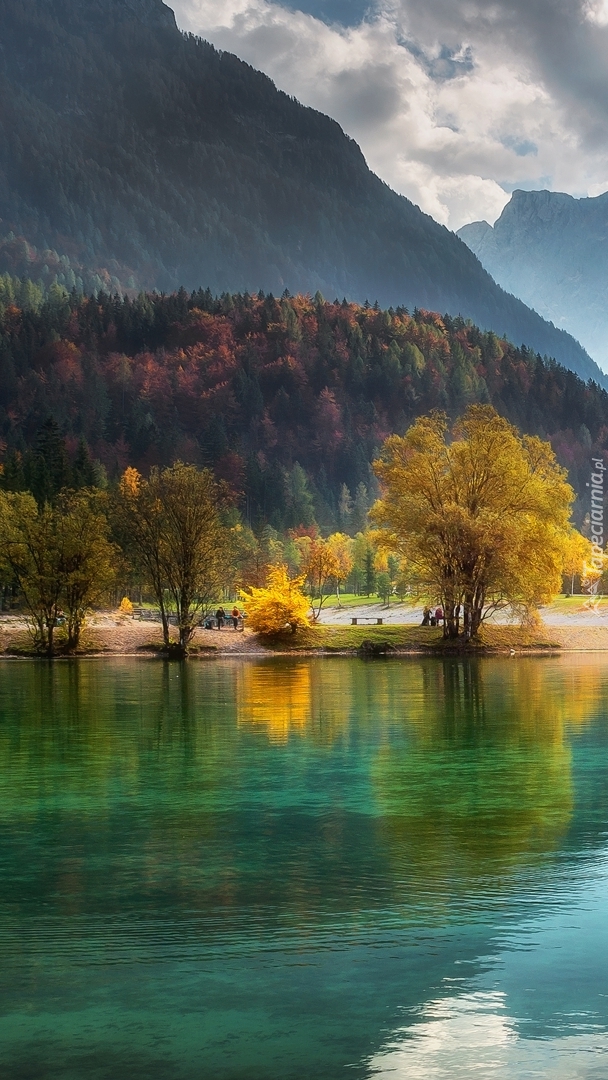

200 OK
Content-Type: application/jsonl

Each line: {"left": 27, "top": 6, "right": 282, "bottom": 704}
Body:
{"left": 1, "top": 655, "right": 608, "bottom": 1079}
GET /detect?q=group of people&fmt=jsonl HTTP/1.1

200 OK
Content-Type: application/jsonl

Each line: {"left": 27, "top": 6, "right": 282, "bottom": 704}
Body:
{"left": 421, "top": 605, "right": 444, "bottom": 627}
{"left": 421, "top": 604, "right": 463, "bottom": 628}
{"left": 204, "top": 606, "right": 243, "bottom": 631}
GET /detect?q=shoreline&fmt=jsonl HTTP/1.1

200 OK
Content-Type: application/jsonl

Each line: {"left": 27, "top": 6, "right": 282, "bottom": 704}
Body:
{"left": 4, "top": 614, "right": 608, "bottom": 658}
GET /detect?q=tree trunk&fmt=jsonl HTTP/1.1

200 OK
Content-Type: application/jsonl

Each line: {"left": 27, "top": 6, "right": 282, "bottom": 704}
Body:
{"left": 443, "top": 611, "right": 460, "bottom": 638}
{"left": 67, "top": 618, "right": 80, "bottom": 652}
{"left": 442, "top": 594, "right": 460, "bottom": 638}
{"left": 159, "top": 603, "right": 170, "bottom": 649}
{"left": 470, "top": 605, "right": 483, "bottom": 637}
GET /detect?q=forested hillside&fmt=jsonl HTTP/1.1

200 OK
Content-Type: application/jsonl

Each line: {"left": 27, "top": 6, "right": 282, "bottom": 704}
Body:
{"left": 0, "top": 0, "right": 603, "bottom": 383}
{"left": 1, "top": 283, "right": 606, "bottom": 528}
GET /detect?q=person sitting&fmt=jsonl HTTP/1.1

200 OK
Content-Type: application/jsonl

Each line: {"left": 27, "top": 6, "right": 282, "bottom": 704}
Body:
{"left": 215, "top": 607, "right": 225, "bottom": 629}
{"left": 231, "top": 606, "right": 241, "bottom": 630}
{"left": 435, "top": 605, "right": 444, "bottom": 625}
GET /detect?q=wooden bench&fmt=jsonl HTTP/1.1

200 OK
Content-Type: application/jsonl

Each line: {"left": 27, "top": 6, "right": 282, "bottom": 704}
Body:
{"left": 351, "top": 617, "right": 383, "bottom": 625}
{"left": 135, "top": 609, "right": 162, "bottom": 622}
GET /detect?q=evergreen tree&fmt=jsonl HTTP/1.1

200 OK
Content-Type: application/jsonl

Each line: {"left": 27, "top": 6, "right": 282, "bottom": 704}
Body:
{"left": 72, "top": 438, "right": 97, "bottom": 489}
{"left": 285, "top": 464, "right": 316, "bottom": 529}
{"left": 351, "top": 483, "right": 370, "bottom": 534}
{"left": 364, "top": 547, "right": 376, "bottom": 597}
{"left": 27, "top": 420, "right": 71, "bottom": 506}
{"left": 338, "top": 483, "right": 353, "bottom": 531}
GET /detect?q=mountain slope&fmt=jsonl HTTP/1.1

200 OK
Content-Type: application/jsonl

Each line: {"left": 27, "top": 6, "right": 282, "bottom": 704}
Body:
{"left": 0, "top": 0, "right": 603, "bottom": 384}
{"left": 458, "top": 189, "right": 608, "bottom": 372}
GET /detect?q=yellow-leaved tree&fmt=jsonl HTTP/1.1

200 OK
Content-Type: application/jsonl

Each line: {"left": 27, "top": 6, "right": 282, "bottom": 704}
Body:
{"left": 0, "top": 489, "right": 115, "bottom": 655}
{"left": 372, "top": 405, "right": 577, "bottom": 638}
{"left": 295, "top": 536, "right": 341, "bottom": 619}
{"left": 327, "top": 532, "right": 354, "bottom": 603}
{"left": 113, "top": 462, "right": 230, "bottom": 653}
{"left": 561, "top": 528, "right": 594, "bottom": 596}
{"left": 241, "top": 564, "right": 310, "bottom": 635}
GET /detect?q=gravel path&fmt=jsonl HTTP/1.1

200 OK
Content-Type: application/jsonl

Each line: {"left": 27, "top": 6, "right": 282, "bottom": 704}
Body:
{"left": 316, "top": 601, "right": 608, "bottom": 628}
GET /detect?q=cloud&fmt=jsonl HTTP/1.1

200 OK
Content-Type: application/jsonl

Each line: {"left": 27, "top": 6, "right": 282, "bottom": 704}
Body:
{"left": 170, "top": 0, "right": 608, "bottom": 228}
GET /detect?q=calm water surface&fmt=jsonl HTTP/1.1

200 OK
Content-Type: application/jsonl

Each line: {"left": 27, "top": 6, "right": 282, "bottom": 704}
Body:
{"left": 1, "top": 656, "right": 608, "bottom": 1078}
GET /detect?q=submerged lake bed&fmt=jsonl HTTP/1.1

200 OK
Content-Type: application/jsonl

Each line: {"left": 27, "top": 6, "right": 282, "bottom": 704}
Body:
{"left": 1, "top": 656, "right": 608, "bottom": 1079}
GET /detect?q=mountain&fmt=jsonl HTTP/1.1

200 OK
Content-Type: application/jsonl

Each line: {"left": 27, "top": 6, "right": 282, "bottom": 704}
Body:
{"left": 1, "top": 285, "right": 605, "bottom": 525}
{"left": 0, "top": 0, "right": 604, "bottom": 385}
{"left": 458, "top": 189, "right": 608, "bottom": 372}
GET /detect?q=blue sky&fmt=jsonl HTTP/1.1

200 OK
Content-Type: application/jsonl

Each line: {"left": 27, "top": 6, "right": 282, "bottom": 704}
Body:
{"left": 170, "top": 0, "right": 608, "bottom": 229}
{"left": 280, "top": 1, "right": 370, "bottom": 25}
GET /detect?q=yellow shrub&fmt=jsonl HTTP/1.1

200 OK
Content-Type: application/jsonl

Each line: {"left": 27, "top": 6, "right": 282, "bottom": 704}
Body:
{"left": 241, "top": 564, "right": 310, "bottom": 635}
{"left": 118, "top": 596, "right": 134, "bottom": 615}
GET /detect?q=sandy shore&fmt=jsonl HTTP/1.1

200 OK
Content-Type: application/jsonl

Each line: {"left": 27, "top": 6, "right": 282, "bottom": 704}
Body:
{"left": 0, "top": 612, "right": 268, "bottom": 656}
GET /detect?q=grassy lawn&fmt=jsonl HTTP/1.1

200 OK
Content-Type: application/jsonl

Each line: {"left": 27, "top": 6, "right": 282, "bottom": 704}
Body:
{"left": 258, "top": 623, "right": 561, "bottom": 653}
{"left": 544, "top": 594, "right": 603, "bottom": 613}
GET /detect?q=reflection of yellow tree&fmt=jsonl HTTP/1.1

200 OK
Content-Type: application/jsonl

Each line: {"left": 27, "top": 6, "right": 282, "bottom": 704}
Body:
{"left": 237, "top": 663, "right": 312, "bottom": 743}
{"left": 372, "top": 657, "right": 603, "bottom": 888}
{"left": 2, "top": 655, "right": 605, "bottom": 929}
{"left": 236, "top": 659, "right": 364, "bottom": 745}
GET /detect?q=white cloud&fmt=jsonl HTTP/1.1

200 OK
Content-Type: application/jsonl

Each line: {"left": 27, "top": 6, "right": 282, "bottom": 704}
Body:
{"left": 584, "top": 0, "right": 608, "bottom": 25}
{"left": 170, "top": 0, "right": 608, "bottom": 229}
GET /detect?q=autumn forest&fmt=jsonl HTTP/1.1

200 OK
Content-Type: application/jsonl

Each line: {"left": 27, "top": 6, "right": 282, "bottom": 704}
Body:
{"left": 0, "top": 280, "right": 606, "bottom": 531}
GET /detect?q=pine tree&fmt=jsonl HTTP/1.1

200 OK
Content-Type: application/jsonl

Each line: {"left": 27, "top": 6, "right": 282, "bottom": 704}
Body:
{"left": 338, "top": 483, "right": 353, "bottom": 532}
{"left": 27, "top": 419, "right": 71, "bottom": 505}
{"left": 351, "top": 482, "right": 369, "bottom": 534}
{"left": 72, "top": 438, "right": 97, "bottom": 489}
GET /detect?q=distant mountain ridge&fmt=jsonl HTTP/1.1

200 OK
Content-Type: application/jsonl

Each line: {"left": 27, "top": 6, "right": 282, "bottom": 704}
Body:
{"left": 458, "top": 189, "right": 608, "bottom": 372}
{"left": 0, "top": 0, "right": 604, "bottom": 384}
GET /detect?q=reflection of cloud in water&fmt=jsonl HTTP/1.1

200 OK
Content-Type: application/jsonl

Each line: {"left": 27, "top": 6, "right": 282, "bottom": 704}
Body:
{"left": 368, "top": 989, "right": 608, "bottom": 1079}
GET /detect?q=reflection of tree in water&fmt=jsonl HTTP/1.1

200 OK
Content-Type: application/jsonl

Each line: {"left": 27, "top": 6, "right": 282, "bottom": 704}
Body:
{"left": 237, "top": 659, "right": 391, "bottom": 746}
{"left": 0, "top": 661, "right": 246, "bottom": 916}
{"left": 1, "top": 656, "right": 606, "bottom": 928}
{"left": 237, "top": 662, "right": 313, "bottom": 743}
{"left": 372, "top": 658, "right": 604, "bottom": 894}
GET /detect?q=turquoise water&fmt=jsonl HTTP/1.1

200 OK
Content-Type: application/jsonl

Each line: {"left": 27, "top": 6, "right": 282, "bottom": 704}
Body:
{"left": 1, "top": 656, "right": 608, "bottom": 1078}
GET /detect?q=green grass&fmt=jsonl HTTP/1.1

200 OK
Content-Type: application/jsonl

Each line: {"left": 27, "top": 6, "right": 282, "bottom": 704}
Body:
{"left": 544, "top": 594, "right": 604, "bottom": 613}
{"left": 257, "top": 623, "right": 561, "bottom": 653}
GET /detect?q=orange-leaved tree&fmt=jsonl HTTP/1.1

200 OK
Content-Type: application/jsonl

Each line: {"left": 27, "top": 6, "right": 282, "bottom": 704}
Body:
{"left": 296, "top": 536, "right": 341, "bottom": 619}
{"left": 241, "top": 564, "right": 310, "bottom": 635}
{"left": 327, "top": 532, "right": 354, "bottom": 604}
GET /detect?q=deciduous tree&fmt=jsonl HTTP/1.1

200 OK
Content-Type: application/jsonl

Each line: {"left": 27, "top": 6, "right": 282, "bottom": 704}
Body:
{"left": 297, "top": 536, "right": 341, "bottom": 620}
{"left": 372, "top": 405, "right": 576, "bottom": 637}
{"left": 0, "top": 489, "right": 115, "bottom": 654}
{"left": 327, "top": 532, "right": 353, "bottom": 603}
{"left": 114, "top": 463, "right": 230, "bottom": 653}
